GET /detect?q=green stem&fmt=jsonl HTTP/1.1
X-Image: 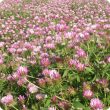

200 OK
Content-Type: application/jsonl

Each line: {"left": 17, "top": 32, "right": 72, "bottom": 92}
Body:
{"left": 26, "top": 75, "right": 39, "bottom": 79}
{"left": 49, "top": 67, "right": 72, "bottom": 70}
{"left": 84, "top": 98, "right": 89, "bottom": 107}
{"left": 55, "top": 95, "right": 68, "bottom": 102}
{"left": 24, "top": 77, "right": 43, "bottom": 90}
{"left": 100, "top": 88, "right": 103, "bottom": 94}
{"left": 4, "top": 104, "right": 8, "bottom": 110}
{"left": 11, "top": 104, "right": 18, "bottom": 110}
{"left": 53, "top": 86, "right": 56, "bottom": 96}
{"left": 91, "top": 50, "right": 99, "bottom": 61}
{"left": 105, "top": 92, "right": 107, "bottom": 99}
{"left": 27, "top": 94, "right": 30, "bottom": 104}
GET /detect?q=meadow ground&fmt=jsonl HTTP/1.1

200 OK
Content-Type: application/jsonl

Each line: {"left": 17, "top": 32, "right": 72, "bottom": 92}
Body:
{"left": 0, "top": 0, "right": 110, "bottom": 110}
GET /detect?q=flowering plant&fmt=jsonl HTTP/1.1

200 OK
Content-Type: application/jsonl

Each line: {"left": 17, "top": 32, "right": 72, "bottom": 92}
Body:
{"left": 0, "top": 0, "right": 110, "bottom": 109}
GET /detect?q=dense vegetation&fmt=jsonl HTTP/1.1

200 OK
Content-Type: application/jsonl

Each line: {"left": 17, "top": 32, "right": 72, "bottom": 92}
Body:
{"left": 0, "top": 0, "right": 110, "bottom": 109}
